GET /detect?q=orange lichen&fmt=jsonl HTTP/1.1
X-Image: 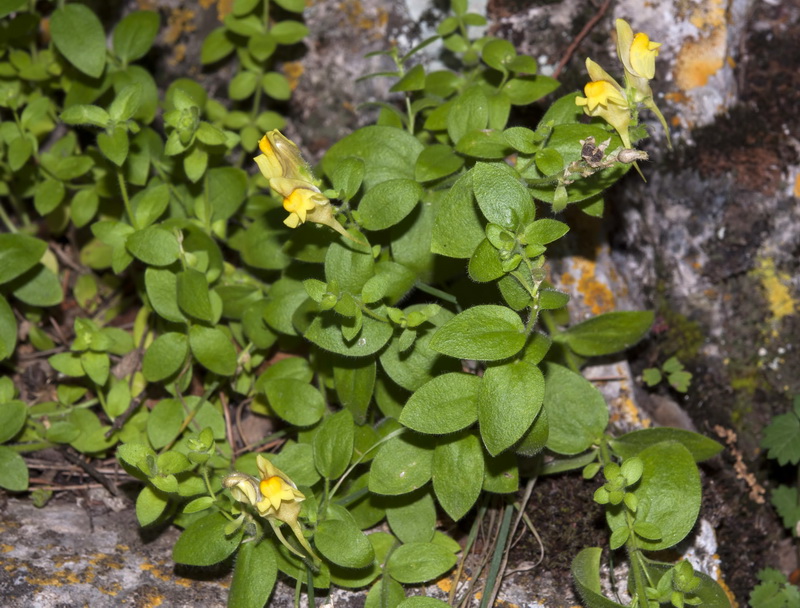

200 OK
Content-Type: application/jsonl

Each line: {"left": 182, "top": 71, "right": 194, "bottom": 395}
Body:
{"left": 142, "top": 561, "right": 192, "bottom": 588}
{"left": 688, "top": 0, "right": 727, "bottom": 30}
{"left": 574, "top": 258, "right": 616, "bottom": 315}
{"left": 284, "top": 61, "right": 305, "bottom": 90}
{"left": 0, "top": 544, "right": 13, "bottom": 553}
{"left": 794, "top": 173, "right": 800, "bottom": 198}
{"left": 673, "top": 28, "right": 726, "bottom": 90}
{"left": 437, "top": 577, "right": 453, "bottom": 592}
{"left": 165, "top": 8, "right": 196, "bottom": 45}
{"left": 714, "top": 565, "right": 739, "bottom": 607}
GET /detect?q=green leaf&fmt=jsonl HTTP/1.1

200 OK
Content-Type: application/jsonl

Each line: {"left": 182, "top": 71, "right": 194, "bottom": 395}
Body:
{"left": 314, "top": 410, "right": 355, "bottom": 480}
{"left": 71, "top": 189, "right": 100, "bottom": 227}
{"left": 270, "top": 20, "right": 309, "bottom": 44}
{"left": 315, "top": 517, "right": 374, "bottom": 569}
{"left": 771, "top": 485, "right": 800, "bottom": 531}
{"left": 472, "top": 162, "right": 534, "bottom": 229}
{"left": 571, "top": 548, "right": 628, "bottom": 608}
{"left": 455, "top": 129, "right": 511, "bottom": 159}
{"left": 429, "top": 305, "right": 526, "bottom": 361}
{"left": 761, "top": 400, "right": 800, "bottom": 466}
{"left": 228, "top": 539, "right": 277, "bottom": 608}
{"left": 50, "top": 4, "right": 106, "bottom": 78}
{"left": 126, "top": 227, "right": 180, "bottom": 266}
{"left": 433, "top": 431, "right": 484, "bottom": 520}
{"left": 132, "top": 184, "right": 169, "bottom": 229}
{"left": 147, "top": 399, "right": 184, "bottom": 450}
{"left": 606, "top": 442, "right": 701, "bottom": 551}
{"left": 379, "top": 306, "right": 460, "bottom": 391}
{"left": 333, "top": 359, "right": 375, "bottom": 424}
{"left": 0, "top": 234, "right": 47, "bottom": 285}
{"left": 173, "top": 512, "right": 243, "bottom": 566}
{"left": 415, "top": 144, "right": 464, "bottom": 183}
{"left": 209, "top": 167, "right": 248, "bottom": 221}
{"left": 273, "top": 0, "right": 305, "bottom": 12}
{"left": 502, "top": 75, "right": 559, "bottom": 105}
{"left": 391, "top": 64, "right": 426, "bottom": 92}
{"left": 524, "top": 219, "right": 569, "bottom": 244}
{"left": 366, "top": 579, "right": 406, "bottom": 608}
{"left": 0, "top": 0, "right": 25, "bottom": 19}
{"left": 358, "top": 179, "right": 422, "bottom": 231}
{"left": 0, "top": 400, "right": 27, "bottom": 443}
{"left": 369, "top": 434, "right": 433, "bottom": 495}
{"left": 325, "top": 233, "right": 374, "bottom": 294}
{"left": 468, "top": 238, "right": 504, "bottom": 283}
{"left": 611, "top": 428, "right": 723, "bottom": 463}
{"left": 560, "top": 311, "right": 654, "bottom": 357}
{"left": 386, "top": 542, "right": 458, "bottom": 584}
{"left": 113, "top": 10, "right": 160, "bottom": 64}
{"left": 81, "top": 351, "right": 110, "bottom": 386}
{"left": 386, "top": 490, "right": 436, "bottom": 543}
{"left": 184, "top": 146, "right": 208, "bottom": 183}
{"left": 145, "top": 268, "right": 186, "bottom": 323}
{"left": 177, "top": 268, "right": 214, "bottom": 322}
{"left": 189, "top": 325, "right": 237, "bottom": 376}
{"left": 330, "top": 157, "right": 365, "bottom": 200}
{"left": 262, "top": 378, "right": 325, "bottom": 426}
{"left": 483, "top": 450, "right": 519, "bottom": 493}
{"left": 543, "top": 363, "right": 608, "bottom": 455}
{"left": 323, "top": 126, "right": 423, "bottom": 190}
{"left": 97, "top": 126, "right": 129, "bottom": 167}
{"left": 229, "top": 71, "right": 259, "bottom": 100}
{"left": 400, "top": 373, "right": 480, "bottom": 435}
{"left": 478, "top": 361, "right": 544, "bottom": 456}
{"left": 305, "top": 311, "right": 393, "bottom": 358}
{"left": 261, "top": 72, "right": 292, "bottom": 101}
{"left": 431, "top": 172, "right": 486, "bottom": 258}
{"left": 201, "top": 28, "right": 236, "bottom": 64}
{"left": 482, "top": 38, "right": 516, "bottom": 72}
{"left": 34, "top": 178, "right": 66, "bottom": 216}
{"left": 10, "top": 265, "right": 63, "bottom": 307}
{"left": 108, "top": 84, "right": 141, "bottom": 122}
{"left": 142, "top": 332, "right": 188, "bottom": 382}
{"left": 447, "top": 86, "right": 488, "bottom": 144}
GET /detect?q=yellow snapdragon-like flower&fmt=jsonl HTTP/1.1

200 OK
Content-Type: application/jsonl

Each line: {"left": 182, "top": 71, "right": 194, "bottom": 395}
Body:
{"left": 575, "top": 59, "right": 632, "bottom": 150}
{"left": 254, "top": 130, "right": 360, "bottom": 242}
{"left": 223, "top": 455, "right": 318, "bottom": 561}
{"left": 615, "top": 18, "right": 670, "bottom": 147}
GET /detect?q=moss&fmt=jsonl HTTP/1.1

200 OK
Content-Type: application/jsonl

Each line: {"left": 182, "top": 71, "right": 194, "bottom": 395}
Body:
{"left": 658, "top": 306, "right": 705, "bottom": 363}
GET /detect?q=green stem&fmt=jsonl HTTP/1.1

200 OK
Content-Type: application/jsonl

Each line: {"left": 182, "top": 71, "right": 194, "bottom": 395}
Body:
{"left": 414, "top": 281, "right": 460, "bottom": 307}
{"left": 117, "top": 169, "right": 137, "bottom": 229}
{"left": 0, "top": 201, "right": 18, "bottom": 233}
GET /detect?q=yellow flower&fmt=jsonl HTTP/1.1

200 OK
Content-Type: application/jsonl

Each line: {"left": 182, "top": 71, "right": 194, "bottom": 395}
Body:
{"left": 255, "top": 131, "right": 311, "bottom": 183}
{"left": 253, "top": 130, "right": 364, "bottom": 243}
{"left": 254, "top": 455, "right": 306, "bottom": 519}
{"left": 223, "top": 455, "right": 318, "bottom": 562}
{"left": 575, "top": 59, "right": 632, "bottom": 150}
{"left": 630, "top": 33, "right": 660, "bottom": 80}
{"left": 282, "top": 188, "right": 324, "bottom": 228}
{"left": 615, "top": 19, "right": 671, "bottom": 147}
{"left": 616, "top": 19, "right": 661, "bottom": 81}
{"left": 579, "top": 80, "right": 628, "bottom": 112}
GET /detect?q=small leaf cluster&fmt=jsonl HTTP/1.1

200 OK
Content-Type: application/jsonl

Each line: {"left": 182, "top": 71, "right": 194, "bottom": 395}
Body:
{"left": 749, "top": 568, "right": 800, "bottom": 608}
{"left": 643, "top": 356, "right": 693, "bottom": 393}
{"left": 761, "top": 396, "right": 800, "bottom": 538}
{"left": 200, "top": 0, "right": 306, "bottom": 151}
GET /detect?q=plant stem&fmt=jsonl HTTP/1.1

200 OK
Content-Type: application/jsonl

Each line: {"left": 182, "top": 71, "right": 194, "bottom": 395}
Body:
{"left": 117, "top": 169, "right": 137, "bottom": 229}
{"left": 0, "top": 201, "right": 18, "bottom": 233}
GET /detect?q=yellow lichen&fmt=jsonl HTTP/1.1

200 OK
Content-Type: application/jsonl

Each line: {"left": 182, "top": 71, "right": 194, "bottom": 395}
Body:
{"left": 752, "top": 257, "right": 796, "bottom": 322}
{"left": 574, "top": 258, "right": 616, "bottom": 315}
